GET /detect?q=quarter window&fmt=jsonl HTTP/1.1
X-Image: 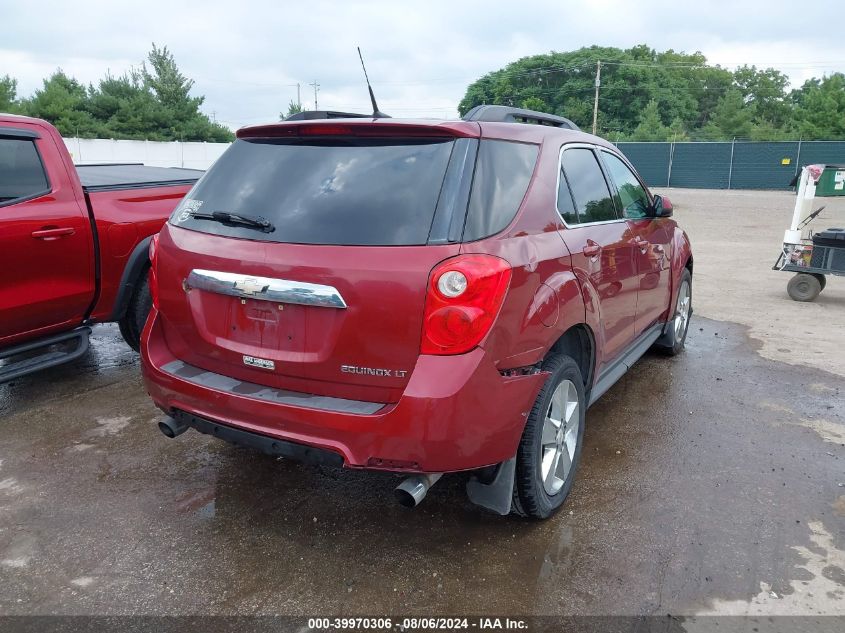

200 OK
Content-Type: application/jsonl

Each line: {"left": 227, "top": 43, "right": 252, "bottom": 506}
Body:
{"left": 559, "top": 148, "right": 617, "bottom": 224}
{"left": 0, "top": 138, "right": 50, "bottom": 206}
{"left": 463, "top": 140, "right": 539, "bottom": 241}
{"left": 602, "top": 151, "right": 651, "bottom": 219}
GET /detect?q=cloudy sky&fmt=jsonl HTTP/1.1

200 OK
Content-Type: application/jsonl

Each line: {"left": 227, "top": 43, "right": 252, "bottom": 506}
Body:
{"left": 2, "top": 0, "right": 843, "bottom": 129}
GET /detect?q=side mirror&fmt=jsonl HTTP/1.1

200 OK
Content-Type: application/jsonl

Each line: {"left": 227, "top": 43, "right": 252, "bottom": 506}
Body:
{"left": 653, "top": 195, "right": 673, "bottom": 218}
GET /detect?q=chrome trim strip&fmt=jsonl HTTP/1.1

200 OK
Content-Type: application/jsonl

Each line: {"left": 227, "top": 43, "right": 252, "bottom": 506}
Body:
{"left": 555, "top": 142, "right": 656, "bottom": 229}
{"left": 186, "top": 269, "right": 347, "bottom": 308}
{"left": 161, "top": 360, "right": 384, "bottom": 415}
{"left": 556, "top": 142, "right": 626, "bottom": 229}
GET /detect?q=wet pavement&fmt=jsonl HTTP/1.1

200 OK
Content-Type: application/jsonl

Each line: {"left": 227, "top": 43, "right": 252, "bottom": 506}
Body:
{"left": 0, "top": 318, "right": 843, "bottom": 616}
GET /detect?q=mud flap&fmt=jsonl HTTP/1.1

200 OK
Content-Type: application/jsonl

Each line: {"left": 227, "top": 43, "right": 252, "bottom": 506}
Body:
{"left": 465, "top": 457, "right": 515, "bottom": 515}
{"left": 656, "top": 306, "right": 692, "bottom": 349}
{"left": 655, "top": 320, "right": 675, "bottom": 348}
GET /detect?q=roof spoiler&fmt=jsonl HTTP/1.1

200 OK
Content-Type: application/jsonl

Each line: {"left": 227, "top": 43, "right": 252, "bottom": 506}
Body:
{"left": 463, "top": 105, "right": 579, "bottom": 130}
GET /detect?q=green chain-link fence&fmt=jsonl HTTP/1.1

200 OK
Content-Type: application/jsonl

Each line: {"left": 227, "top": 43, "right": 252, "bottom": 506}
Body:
{"left": 615, "top": 141, "right": 845, "bottom": 190}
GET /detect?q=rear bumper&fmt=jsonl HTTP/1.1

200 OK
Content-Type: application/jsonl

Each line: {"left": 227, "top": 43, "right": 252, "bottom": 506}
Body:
{"left": 171, "top": 409, "right": 345, "bottom": 467}
{"left": 141, "top": 309, "right": 546, "bottom": 473}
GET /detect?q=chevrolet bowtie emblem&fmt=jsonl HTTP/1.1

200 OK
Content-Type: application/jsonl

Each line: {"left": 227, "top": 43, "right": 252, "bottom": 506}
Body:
{"left": 233, "top": 278, "right": 269, "bottom": 296}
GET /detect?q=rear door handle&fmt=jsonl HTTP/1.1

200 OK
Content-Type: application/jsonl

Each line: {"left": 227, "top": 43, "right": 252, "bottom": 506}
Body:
{"left": 32, "top": 227, "right": 75, "bottom": 239}
{"left": 583, "top": 242, "right": 602, "bottom": 258}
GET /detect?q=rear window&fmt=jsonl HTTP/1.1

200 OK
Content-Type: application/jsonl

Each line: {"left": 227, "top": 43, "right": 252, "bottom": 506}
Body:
{"left": 170, "top": 137, "right": 455, "bottom": 246}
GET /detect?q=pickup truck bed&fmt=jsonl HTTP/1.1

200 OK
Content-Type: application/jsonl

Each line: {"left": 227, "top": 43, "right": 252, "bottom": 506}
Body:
{"left": 76, "top": 164, "right": 204, "bottom": 191}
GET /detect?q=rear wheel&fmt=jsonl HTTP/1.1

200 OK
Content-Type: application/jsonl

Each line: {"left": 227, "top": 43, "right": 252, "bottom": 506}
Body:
{"left": 512, "top": 354, "right": 585, "bottom": 519}
{"left": 656, "top": 268, "right": 692, "bottom": 356}
{"left": 787, "top": 273, "right": 821, "bottom": 302}
{"left": 118, "top": 268, "right": 152, "bottom": 352}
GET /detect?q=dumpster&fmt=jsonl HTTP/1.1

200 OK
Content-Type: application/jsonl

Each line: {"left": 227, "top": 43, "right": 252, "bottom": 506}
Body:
{"left": 815, "top": 165, "right": 845, "bottom": 197}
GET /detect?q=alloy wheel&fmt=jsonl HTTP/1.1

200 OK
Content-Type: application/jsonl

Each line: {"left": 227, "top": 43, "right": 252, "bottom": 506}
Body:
{"left": 540, "top": 379, "right": 581, "bottom": 495}
{"left": 674, "top": 280, "right": 691, "bottom": 340}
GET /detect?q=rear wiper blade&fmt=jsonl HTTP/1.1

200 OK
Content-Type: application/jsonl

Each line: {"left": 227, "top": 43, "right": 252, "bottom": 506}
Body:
{"left": 188, "top": 210, "right": 275, "bottom": 233}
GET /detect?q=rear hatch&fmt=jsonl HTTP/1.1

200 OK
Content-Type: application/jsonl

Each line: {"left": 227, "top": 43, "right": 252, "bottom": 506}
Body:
{"left": 156, "top": 123, "right": 477, "bottom": 404}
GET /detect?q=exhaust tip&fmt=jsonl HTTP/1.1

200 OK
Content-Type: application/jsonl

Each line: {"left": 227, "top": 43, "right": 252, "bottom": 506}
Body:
{"left": 394, "top": 473, "right": 442, "bottom": 509}
{"left": 394, "top": 486, "right": 419, "bottom": 508}
{"left": 158, "top": 416, "right": 188, "bottom": 439}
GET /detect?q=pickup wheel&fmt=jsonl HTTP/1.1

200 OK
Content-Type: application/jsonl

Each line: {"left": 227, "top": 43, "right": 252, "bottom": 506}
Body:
{"left": 512, "top": 354, "right": 586, "bottom": 520}
{"left": 118, "top": 267, "right": 152, "bottom": 353}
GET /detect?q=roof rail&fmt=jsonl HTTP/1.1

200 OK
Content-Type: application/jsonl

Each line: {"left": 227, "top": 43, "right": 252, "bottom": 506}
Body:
{"left": 462, "top": 105, "right": 580, "bottom": 130}
{"left": 285, "top": 110, "right": 375, "bottom": 121}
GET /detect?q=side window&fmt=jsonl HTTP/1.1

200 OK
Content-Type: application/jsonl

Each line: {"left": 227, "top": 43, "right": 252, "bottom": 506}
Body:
{"left": 602, "top": 151, "right": 651, "bottom": 219}
{"left": 463, "top": 140, "right": 539, "bottom": 241}
{"left": 560, "top": 148, "right": 617, "bottom": 224}
{"left": 0, "top": 138, "right": 50, "bottom": 206}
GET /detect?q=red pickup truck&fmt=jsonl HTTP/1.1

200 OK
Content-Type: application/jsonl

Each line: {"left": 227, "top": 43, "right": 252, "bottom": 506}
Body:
{"left": 0, "top": 113, "right": 201, "bottom": 382}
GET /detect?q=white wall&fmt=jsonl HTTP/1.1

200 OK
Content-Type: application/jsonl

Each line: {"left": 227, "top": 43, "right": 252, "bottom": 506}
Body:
{"left": 63, "top": 138, "right": 230, "bottom": 170}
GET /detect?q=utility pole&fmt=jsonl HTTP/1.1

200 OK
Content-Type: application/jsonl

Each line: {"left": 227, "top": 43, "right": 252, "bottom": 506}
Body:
{"left": 309, "top": 80, "right": 320, "bottom": 110}
{"left": 592, "top": 60, "right": 601, "bottom": 136}
{"left": 296, "top": 83, "right": 301, "bottom": 110}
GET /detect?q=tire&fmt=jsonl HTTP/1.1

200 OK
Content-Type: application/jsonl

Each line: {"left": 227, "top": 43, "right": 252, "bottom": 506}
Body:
{"left": 118, "top": 267, "right": 152, "bottom": 352}
{"left": 656, "top": 268, "right": 692, "bottom": 356}
{"left": 787, "top": 273, "right": 821, "bottom": 302}
{"left": 512, "top": 354, "right": 586, "bottom": 520}
{"left": 811, "top": 273, "right": 827, "bottom": 292}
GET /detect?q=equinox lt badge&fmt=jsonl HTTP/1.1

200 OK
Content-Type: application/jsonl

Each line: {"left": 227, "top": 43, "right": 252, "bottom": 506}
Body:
{"left": 341, "top": 364, "right": 407, "bottom": 378}
{"left": 243, "top": 355, "right": 275, "bottom": 370}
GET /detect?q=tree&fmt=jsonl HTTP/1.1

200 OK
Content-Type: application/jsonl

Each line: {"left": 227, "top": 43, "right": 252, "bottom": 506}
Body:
{"left": 142, "top": 44, "right": 200, "bottom": 119}
{"left": 734, "top": 65, "right": 790, "bottom": 128}
{"left": 459, "top": 46, "right": 722, "bottom": 136}
{"left": 521, "top": 96, "right": 548, "bottom": 112}
{"left": 666, "top": 117, "right": 689, "bottom": 142}
{"left": 792, "top": 73, "right": 845, "bottom": 139}
{"left": 140, "top": 43, "right": 232, "bottom": 141}
{"left": 281, "top": 99, "right": 303, "bottom": 120}
{"left": 83, "top": 70, "right": 158, "bottom": 139}
{"left": 631, "top": 100, "right": 668, "bottom": 141}
{"left": 21, "top": 70, "right": 102, "bottom": 137}
{"left": 749, "top": 119, "right": 792, "bottom": 141}
{"left": 7, "top": 46, "right": 233, "bottom": 142}
{"left": 701, "top": 90, "right": 755, "bottom": 140}
{"left": 1, "top": 75, "right": 20, "bottom": 113}
{"left": 457, "top": 45, "right": 813, "bottom": 139}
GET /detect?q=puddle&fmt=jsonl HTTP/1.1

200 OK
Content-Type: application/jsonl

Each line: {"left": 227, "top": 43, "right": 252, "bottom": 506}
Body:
{"left": 698, "top": 521, "right": 845, "bottom": 615}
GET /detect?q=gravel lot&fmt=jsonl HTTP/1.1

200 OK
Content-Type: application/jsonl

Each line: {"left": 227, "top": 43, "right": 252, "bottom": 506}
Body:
{"left": 0, "top": 188, "right": 843, "bottom": 622}
{"left": 655, "top": 187, "right": 845, "bottom": 378}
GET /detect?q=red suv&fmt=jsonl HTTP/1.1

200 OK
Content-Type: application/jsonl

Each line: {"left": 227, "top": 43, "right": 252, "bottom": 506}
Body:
{"left": 141, "top": 106, "right": 692, "bottom": 519}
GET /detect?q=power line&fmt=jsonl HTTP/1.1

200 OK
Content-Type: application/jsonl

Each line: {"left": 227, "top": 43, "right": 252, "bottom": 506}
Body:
{"left": 192, "top": 59, "right": 843, "bottom": 91}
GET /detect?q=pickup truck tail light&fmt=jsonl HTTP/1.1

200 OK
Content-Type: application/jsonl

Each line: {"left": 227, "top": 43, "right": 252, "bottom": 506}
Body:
{"left": 148, "top": 233, "right": 160, "bottom": 310}
{"left": 421, "top": 255, "right": 511, "bottom": 355}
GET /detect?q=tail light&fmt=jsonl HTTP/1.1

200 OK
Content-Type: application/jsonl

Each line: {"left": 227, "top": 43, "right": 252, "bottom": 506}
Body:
{"left": 148, "top": 233, "right": 160, "bottom": 310}
{"left": 421, "top": 255, "right": 512, "bottom": 355}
